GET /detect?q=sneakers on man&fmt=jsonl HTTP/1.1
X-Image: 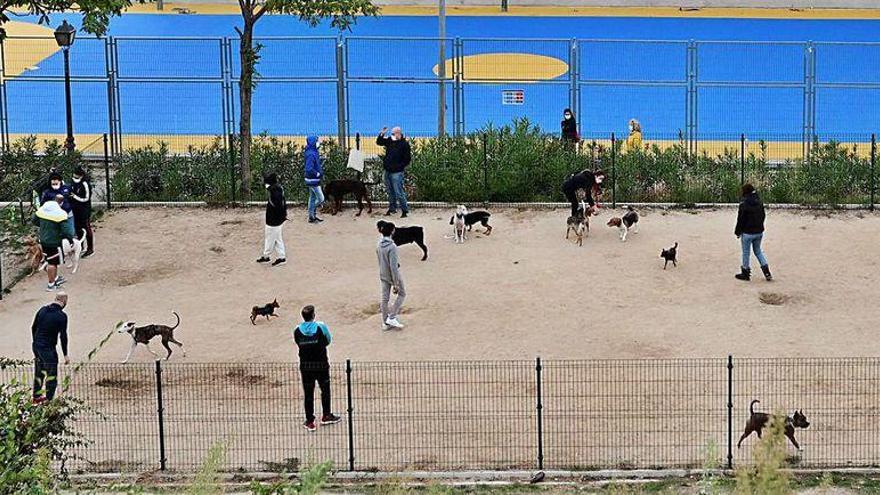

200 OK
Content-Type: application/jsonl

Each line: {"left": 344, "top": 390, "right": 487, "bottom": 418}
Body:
{"left": 53, "top": 276, "right": 66, "bottom": 286}
{"left": 271, "top": 258, "right": 286, "bottom": 267}
{"left": 81, "top": 250, "right": 94, "bottom": 259}
{"left": 400, "top": 211, "right": 408, "bottom": 219}
{"left": 46, "top": 283, "right": 57, "bottom": 292}
{"left": 382, "top": 323, "right": 394, "bottom": 331}
{"left": 321, "top": 414, "right": 342, "bottom": 425}
{"left": 303, "top": 420, "right": 317, "bottom": 432}
{"left": 314, "top": 216, "right": 324, "bottom": 223}
{"left": 385, "top": 317, "right": 404, "bottom": 329}
{"left": 256, "top": 256, "right": 270, "bottom": 263}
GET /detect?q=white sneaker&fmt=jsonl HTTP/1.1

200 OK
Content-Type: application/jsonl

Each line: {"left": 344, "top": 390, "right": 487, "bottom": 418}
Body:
{"left": 46, "top": 283, "right": 57, "bottom": 292}
{"left": 382, "top": 324, "right": 393, "bottom": 331}
{"left": 385, "top": 317, "right": 404, "bottom": 329}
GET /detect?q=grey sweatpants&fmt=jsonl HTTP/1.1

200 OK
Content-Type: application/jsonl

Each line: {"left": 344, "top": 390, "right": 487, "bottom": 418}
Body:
{"left": 380, "top": 278, "right": 406, "bottom": 322}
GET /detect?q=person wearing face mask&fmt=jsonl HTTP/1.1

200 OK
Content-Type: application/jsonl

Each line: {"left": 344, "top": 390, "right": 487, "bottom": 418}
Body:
{"left": 562, "top": 169, "right": 606, "bottom": 217}
{"left": 625, "top": 119, "right": 643, "bottom": 151}
{"left": 256, "top": 173, "right": 287, "bottom": 267}
{"left": 40, "top": 172, "right": 74, "bottom": 234}
{"left": 34, "top": 194, "right": 75, "bottom": 291}
{"left": 561, "top": 108, "right": 579, "bottom": 144}
{"left": 70, "top": 166, "right": 94, "bottom": 258}
{"left": 376, "top": 126, "right": 412, "bottom": 219}
{"left": 31, "top": 291, "right": 71, "bottom": 403}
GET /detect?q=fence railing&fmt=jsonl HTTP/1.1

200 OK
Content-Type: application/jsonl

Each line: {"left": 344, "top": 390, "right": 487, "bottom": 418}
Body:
{"left": 3, "top": 357, "right": 879, "bottom": 473}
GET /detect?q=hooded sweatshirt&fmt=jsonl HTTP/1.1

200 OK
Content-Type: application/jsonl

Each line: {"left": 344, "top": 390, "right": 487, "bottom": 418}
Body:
{"left": 34, "top": 200, "right": 74, "bottom": 246}
{"left": 376, "top": 236, "right": 402, "bottom": 285}
{"left": 304, "top": 136, "right": 323, "bottom": 187}
{"left": 735, "top": 192, "right": 766, "bottom": 236}
{"left": 292, "top": 320, "right": 331, "bottom": 369}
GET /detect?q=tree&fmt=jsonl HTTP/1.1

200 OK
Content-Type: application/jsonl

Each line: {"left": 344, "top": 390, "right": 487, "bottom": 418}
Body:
{"left": 235, "top": 0, "right": 378, "bottom": 199}
{"left": 0, "top": 0, "right": 136, "bottom": 38}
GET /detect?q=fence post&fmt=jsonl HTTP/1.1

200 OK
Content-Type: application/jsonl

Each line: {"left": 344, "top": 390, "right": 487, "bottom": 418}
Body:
{"left": 610, "top": 132, "right": 616, "bottom": 209}
{"left": 535, "top": 357, "right": 544, "bottom": 470}
{"left": 727, "top": 355, "right": 733, "bottom": 470}
{"left": 871, "top": 134, "right": 876, "bottom": 212}
{"left": 102, "top": 134, "right": 111, "bottom": 209}
{"left": 155, "top": 360, "right": 167, "bottom": 471}
{"left": 346, "top": 359, "right": 355, "bottom": 471}
{"left": 228, "top": 133, "right": 236, "bottom": 204}
{"left": 740, "top": 134, "right": 746, "bottom": 186}
{"left": 483, "top": 132, "right": 489, "bottom": 204}
{"left": 335, "top": 37, "right": 347, "bottom": 148}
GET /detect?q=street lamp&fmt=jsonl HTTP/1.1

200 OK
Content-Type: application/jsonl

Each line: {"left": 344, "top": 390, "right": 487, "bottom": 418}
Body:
{"left": 54, "top": 20, "right": 76, "bottom": 153}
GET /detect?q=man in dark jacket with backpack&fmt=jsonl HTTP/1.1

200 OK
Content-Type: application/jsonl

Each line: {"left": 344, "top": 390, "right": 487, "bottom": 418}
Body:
{"left": 376, "top": 126, "right": 411, "bottom": 218}
{"left": 257, "top": 173, "right": 287, "bottom": 267}
{"left": 734, "top": 184, "right": 772, "bottom": 281}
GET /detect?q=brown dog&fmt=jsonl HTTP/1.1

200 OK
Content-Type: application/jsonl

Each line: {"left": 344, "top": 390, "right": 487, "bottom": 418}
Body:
{"left": 25, "top": 236, "right": 44, "bottom": 274}
{"left": 737, "top": 399, "right": 810, "bottom": 450}
{"left": 323, "top": 179, "right": 373, "bottom": 216}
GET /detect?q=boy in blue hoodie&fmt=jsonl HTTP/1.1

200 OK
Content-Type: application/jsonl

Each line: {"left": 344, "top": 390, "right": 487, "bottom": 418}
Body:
{"left": 293, "top": 305, "right": 341, "bottom": 432}
{"left": 303, "top": 136, "right": 325, "bottom": 224}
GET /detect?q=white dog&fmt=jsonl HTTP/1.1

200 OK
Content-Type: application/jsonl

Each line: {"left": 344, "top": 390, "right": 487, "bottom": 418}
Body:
{"left": 39, "top": 230, "right": 85, "bottom": 274}
{"left": 451, "top": 205, "right": 467, "bottom": 243}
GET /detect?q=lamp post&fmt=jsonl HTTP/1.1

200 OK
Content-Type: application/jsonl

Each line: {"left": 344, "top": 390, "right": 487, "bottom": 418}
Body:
{"left": 54, "top": 20, "right": 76, "bottom": 153}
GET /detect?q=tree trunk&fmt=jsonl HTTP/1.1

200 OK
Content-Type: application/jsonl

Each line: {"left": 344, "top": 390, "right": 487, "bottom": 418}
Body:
{"left": 238, "top": 20, "right": 254, "bottom": 200}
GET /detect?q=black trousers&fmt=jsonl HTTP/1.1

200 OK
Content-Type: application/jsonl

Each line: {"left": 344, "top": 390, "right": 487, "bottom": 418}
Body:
{"left": 563, "top": 187, "right": 580, "bottom": 216}
{"left": 33, "top": 346, "right": 59, "bottom": 400}
{"left": 74, "top": 210, "right": 94, "bottom": 252}
{"left": 300, "top": 367, "right": 331, "bottom": 422}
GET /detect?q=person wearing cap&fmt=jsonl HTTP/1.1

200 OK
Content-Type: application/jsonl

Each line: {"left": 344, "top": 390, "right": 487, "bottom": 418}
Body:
{"left": 70, "top": 166, "right": 94, "bottom": 258}
{"left": 256, "top": 173, "right": 287, "bottom": 267}
{"left": 31, "top": 291, "right": 71, "bottom": 403}
{"left": 34, "top": 194, "right": 75, "bottom": 291}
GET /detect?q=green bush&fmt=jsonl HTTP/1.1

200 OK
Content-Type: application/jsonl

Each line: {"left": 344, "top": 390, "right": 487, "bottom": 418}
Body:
{"left": 0, "top": 137, "right": 84, "bottom": 201}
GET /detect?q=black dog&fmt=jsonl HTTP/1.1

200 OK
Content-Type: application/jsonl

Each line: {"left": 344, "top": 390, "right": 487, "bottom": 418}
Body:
{"left": 660, "top": 242, "right": 678, "bottom": 269}
{"left": 323, "top": 179, "right": 373, "bottom": 216}
{"left": 118, "top": 312, "right": 185, "bottom": 363}
{"left": 378, "top": 220, "right": 428, "bottom": 261}
{"left": 251, "top": 299, "right": 280, "bottom": 325}
{"left": 449, "top": 210, "right": 493, "bottom": 235}
{"left": 738, "top": 399, "right": 811, "bottom": 450}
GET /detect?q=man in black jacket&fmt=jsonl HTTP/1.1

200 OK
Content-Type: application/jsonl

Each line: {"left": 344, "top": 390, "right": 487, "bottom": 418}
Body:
{"left": 257, "top": 173, "right": 287, "bottom": 267}
{"left": 734, "top": 184, "right": 772, "bottom": 281}
{"left": 70, "top": 166, "right": 94, "bottom": 258}
{"left": 376, "top": 126, "right": 412, "bottom": 218}
{"left": 32, "top": 292, "right": 71, "bottom": 403}
{"left": 293, "top": 305, "right": 341, "bottom": 432}
{"left": 562, "top": 169, "right": 605, "bottom": 216}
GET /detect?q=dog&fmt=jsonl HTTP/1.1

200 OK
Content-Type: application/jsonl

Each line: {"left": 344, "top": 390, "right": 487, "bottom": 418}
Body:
{"left": 323, "top": 179, "right": 374, "bottom": 216}
{"left": 117, "top": 312, "right": 185, "bottom": 363}
{"left": 251, "top": 299, "right": 280, "bottom": 325}
{"left": 451, "top": 205, "right": 467, "bottom": 243}
{"left": 660, "top": 242, "right": 678, "bottom": 269}
{"left": 25, "top": 236, "right": 44, "bottom": 274}
{"left": 737, "top": 399, "right": 810, "bottom": 450}
{"left": 607, "top": 206, "right": 640, "bottom": 242}
{"left": 449, "top": 206, "right": 493, "bottom": 237}
{"left": 378, "top": 221, "right": 429, "bottom": 261}
{"left": 38, "top": 230, "right": 86, "bottom": 274}
{"left": 566, "top": 208, "right": 587, "bottom": 247}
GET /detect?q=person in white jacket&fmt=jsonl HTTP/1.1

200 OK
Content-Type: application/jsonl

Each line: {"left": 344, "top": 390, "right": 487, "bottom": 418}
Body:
{"left": 376, "top": 220, "right": 405, "bottom": 330}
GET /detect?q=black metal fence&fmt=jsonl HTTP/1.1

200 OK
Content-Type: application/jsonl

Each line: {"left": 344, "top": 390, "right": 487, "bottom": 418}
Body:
{"left": 2, "top": 357, "right": 879, "bottom": 473}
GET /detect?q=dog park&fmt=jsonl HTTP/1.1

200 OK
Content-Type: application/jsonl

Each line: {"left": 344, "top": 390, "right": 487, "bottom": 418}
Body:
{"left": 2, "top": 2, "right": 880, "bottom": 492}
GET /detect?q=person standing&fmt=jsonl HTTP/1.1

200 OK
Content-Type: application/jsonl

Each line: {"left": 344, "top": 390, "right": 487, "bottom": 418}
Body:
{"left": 292, "top": 305, "right": 341, "bottom": 432}
{"left": 561, "top": 169, "right": 606, "bottom": 217}
{"left": 376, "top": 126, "right": 412, "bottom": 218}
{"left": 31, "top": 291, "right": 71, "bottom": 403}
{"left": 70, "top": 166, "right": 94, "bottom": 258}
{"left": 625, "top": 119, "right": 643, "bottom": 152}
{"left": 376, "top": 221, "right": 406, "bottom": 330}
{"left": 304, "top": 136, "right": 325, "bottom": 224}
{"left": 734, "top": 183, "right": 772, "bottom": 281}
{"left": 40, "top": 172, "right": 74, "bottom": 235}
{"left": 35, "top": 194, "right": 75, "bottom": 291}
{"left": 561, "top": 108, "right": 579, "bottom": 144}
{"left": 256, "top": 173, "right": 287, "bottom": 267}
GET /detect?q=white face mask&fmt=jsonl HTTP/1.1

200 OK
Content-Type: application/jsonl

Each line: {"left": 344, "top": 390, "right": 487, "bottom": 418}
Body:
{"left": 596, "top": 176, "right": 604, "bottom": 184}
{"left": 564, "top": 114, "right": 572, "bottom": 120}
{"left": 391, "top": 134, "right": 400, "bottom": 141}
{"left": 629, "top": 124, "right": 635, "bottom": 132}
{"left": 51, "top": 184, "right": 60, "bottom": 190}
{"left": 73, "top": 177, "right": 82, "bottom": 183}
{"left": 265, "top": 184, "right": 270, "bottom": 189}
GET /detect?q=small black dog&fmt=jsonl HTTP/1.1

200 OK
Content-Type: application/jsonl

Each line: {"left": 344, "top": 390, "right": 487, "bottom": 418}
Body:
{"left": 378, "top": 220, "right": 428, "bottom": 261}
{"left": 660, "top": 242, "right": 678, "bottom": 269}
{"left": 738, "top": 399, "right": 811, "bottom": 450}
{"left": 251, "top": 299, "right": 280, "bottom": 325}
{"left": 323, "top": 179, "right": 374, "bottom": 216}
{"left": 449, "top": 210, "right": 493, "bottom": 235}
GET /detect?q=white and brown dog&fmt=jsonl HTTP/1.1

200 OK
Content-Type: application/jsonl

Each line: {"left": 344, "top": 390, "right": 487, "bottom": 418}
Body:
{"left": 451, "top": 205, "right": 467, "bottom": 243}
{"left": 38, "top": 229, "right": 86, "bottom": 274}
{"left": 607, "top": 206, "right": 639, "bottom": 242}
{"left": 116, "top": 312, "right": 185, "bottom": 363}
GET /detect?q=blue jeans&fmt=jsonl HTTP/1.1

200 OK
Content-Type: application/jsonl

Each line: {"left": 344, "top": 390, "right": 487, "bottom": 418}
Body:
{"left": 307, "top": 185, "right": 324, "bottom": 219}
{"left": 384, "top": 171, "right": 408, "bottom": 213}
{"left": 741, "top": 233, "right": 769, "bottom": 269}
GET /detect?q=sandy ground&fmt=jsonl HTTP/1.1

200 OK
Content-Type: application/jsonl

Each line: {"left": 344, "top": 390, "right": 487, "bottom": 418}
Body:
{"left": 1, "top": 206, "right": 879, "bottom": 363}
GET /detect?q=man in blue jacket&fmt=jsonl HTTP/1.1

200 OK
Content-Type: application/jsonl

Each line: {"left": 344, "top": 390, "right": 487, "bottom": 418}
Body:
{"left": 292, "top": 305, "right": 341, "bottom": 432}
{"left": 304, "top": 136, "right": 325, "bottom": 224}
{"left": 31, "top": 291, "right": 71, "bottom": 403}
{"left": 40, "top": 172, "right": 74, "bottom": 234}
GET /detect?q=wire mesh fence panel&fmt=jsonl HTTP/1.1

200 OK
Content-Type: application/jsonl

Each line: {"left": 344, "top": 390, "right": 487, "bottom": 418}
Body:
{"left": 351, "top": 361, "right": 536, "bottom": 471}
{"left": 815, "top": 87, "right": 880, "bottom": 137}
{"left": 542, "top": 359, "right": 728, "bottom": 470}
{"left": 345, "top": 37, "right": 453, "bottom": 81}
{"left": 460, "top": 38, "right": 572, "bottom": 83}
{"left": 579, "top": 85, "right": 687, "bottom": 137}
{"left": 2, "top": 36, "right": 108, "bottom": 79}
{"left": 732, "top": 358, "right": 880, "bottom": 468}
{"left": 462, "top": 82, "right": 570, "bottom": 136}
{"left": 115, "top": 38, "right": 224, "bottom": 79}
{"left": 233, "top": 38, "right": 338, "bottom": 79}
{"left": 695, "top": 41, "right": 807, "bottom": 84}
{"left": 160, "top": 363, "right": 349, "bottom": 472}
{"left": 240, "top": 81, "right": 339, "bottom": 138}
{"left": 579, "top": 40, "right": 688, "bottom": 83}
{"left": 814, "top": 42, "right": 880, "bottom": 85}
{"left": 695, "top": 86, "right": 805, "bottom": 138}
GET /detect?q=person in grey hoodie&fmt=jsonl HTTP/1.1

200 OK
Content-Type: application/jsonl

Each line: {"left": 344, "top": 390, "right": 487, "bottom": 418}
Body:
{"left": 376, "top": 221, "right": 406, "bottom": 330}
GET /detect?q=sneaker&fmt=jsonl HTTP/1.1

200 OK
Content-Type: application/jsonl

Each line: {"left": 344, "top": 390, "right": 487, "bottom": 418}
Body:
{"left": 321, "top": 414, "right": 342, "bottom": 425}
{"left": 385, "top": 317, "right": 404, "bottom": 329}
{"left": 382, "top": 324, "right": 394, "bottom": 331}
{"left": 46, "top": 283, "right": 57, "bottom": 292}
{"left": 54, "top": 276, "right": 67, "bottom": 286}
{"left": 256, "top": 257, "right": 271, "bottom": 263}
{"left": 308, "top": 218, "right": 318, "bottom": 224}
{"left": 400, "top": 211, "right": 408, "bottom": 219}
{"left": 314, "top": 217, "right": 324, "bottom": 223}
{"left": 81, "top": 250, "right": 94, "bottom": 259}
{"left": 271, "top": 258, "right": 286, "bottom": 267}
{"left": 303, "top": 420, "right": 317, "bottom": 432}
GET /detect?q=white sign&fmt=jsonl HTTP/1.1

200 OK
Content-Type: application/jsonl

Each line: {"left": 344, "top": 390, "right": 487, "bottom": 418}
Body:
{"left": 502, "top": 89, "right": 524, "bottom": 105}
{"left": 347, "top": 148, "right": 365, "bottom": 173}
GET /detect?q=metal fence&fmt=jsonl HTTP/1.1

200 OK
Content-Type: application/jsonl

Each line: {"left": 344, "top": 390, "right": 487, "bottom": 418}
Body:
{"left": 2, "top": 36, "right": 880, "bottom": 157}
{"left": 3, "top": 357, "right": 879, "bottom": 473}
